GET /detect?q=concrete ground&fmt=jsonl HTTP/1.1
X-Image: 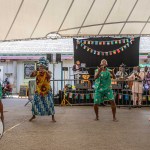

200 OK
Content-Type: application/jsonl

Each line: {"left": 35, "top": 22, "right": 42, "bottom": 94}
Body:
{"left": 1, "top": 98, "right": 150, "bottom": 150}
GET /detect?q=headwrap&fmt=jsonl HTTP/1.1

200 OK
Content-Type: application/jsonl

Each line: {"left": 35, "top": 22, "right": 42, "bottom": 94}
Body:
{"left": 100, "top": 59, "right": 108, "bottom": 65}
{"left": 37, "top": 57, "right": 49, "bottom": 68}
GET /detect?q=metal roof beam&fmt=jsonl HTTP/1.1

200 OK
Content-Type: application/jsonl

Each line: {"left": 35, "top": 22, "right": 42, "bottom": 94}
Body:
{"left": 98, "top": 0, "right": 117, "bottom": 35}
{"left": 4, "top": 0, "right": 24, "bottom": 40}
{"left": 140, "top": 16, "right": 150, "bottom": 35}
{"left": 30, "top": 0, "right": 50, "bottom": 38}
{"left": 77, "top": 0, "right": 95, "bottom": 35}
{"left": 119, "top": 0, "right": 139, "bottom": 34}
{"left": 57, "top": 0, "right": 74, "bottom": 34}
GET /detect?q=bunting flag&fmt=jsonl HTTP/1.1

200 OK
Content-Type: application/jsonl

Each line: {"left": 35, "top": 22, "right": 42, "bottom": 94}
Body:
{"left": 85, "top": 38, "right": 132, "bottom": 45}
{"left": 88, "top": 41, "right": 91, "bottom": 44}
{"left": 109, "top": 51, "right": 112, "bottom": 55}
{"left": 80, "top": 94, "right": 84, "bottom": 100}
{"left": 83, "top": 41, "right": 86, "bottom": 44}
{"left": 117, "top": 49, "right": 120, "bottom": 53}
{"left": 95, "top": 41, "right": 98, "bottom": 45}
{"left": 77, "top": 37, "right": 134, "bottom": 56}
{"left": 86, "top": 94, "right": 90, "bottom": 100}
{"left": 97, "top": 51, "right": 100, "bottom": 55}
{"left": 67, "top": 93, "right": 96, "bottom": 100}
{"left": 113, "top": 51, "right": 116, "bottom": 54}
{"left": 148, "top": 96, "right": 150, "bottom": 101}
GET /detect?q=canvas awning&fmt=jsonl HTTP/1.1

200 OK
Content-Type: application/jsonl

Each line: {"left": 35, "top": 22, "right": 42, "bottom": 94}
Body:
{"left": 0, "top": 0, "right": 150, "bottom": 41}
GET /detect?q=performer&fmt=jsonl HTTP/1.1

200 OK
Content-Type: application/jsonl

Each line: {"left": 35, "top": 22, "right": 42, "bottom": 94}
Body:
{"left": 128, "top": 66, "right": 144, "bottom": 107}
{"left": 29, "top": 57, "right": 56, "bottom": 122}
{"left": 0, "top": 83, "right": 4, "bottom": 122}
{"left": 143, "top": 66, "right": 150, "bottom": 91}
{"left": 94, "top": 59, "right": 117, "bottom": 121}
{"left": 116, "top": 66, "right": 128, "bottom": 79}
{"left": 72, "top": 60, "right": 81, "bottom": 71}
{"left": 72, "top": 60, "right": 82, "bottom": 84}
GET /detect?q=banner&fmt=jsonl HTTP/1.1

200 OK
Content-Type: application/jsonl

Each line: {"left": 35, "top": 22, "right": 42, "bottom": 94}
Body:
{"left": 77, "top": 38, "right": 134, "bottom": 56}
{"left": 86, "top": 94, "right": 90, "bottom": 100}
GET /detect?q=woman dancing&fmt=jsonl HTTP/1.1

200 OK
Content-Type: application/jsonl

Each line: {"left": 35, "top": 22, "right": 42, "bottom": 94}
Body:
{"left": 94, "top": 59, "right": 117, "bottom": 121}
{"left": 29, "top": 57, "right": 56, "bottom": 122}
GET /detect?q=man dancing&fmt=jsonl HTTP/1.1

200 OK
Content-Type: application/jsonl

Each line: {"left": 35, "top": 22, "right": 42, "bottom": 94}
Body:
{"left": 94, "top": 59, "right": 117, "bottom": 121}
{"left": 29, "top": 57, "right": 56, "bottom": 122}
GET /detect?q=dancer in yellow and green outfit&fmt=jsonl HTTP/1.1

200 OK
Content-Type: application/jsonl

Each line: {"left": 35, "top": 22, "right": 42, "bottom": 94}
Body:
{"left": 29, "top": 57, "right": 56, "bottom": 122}
{"left": 94, "top": 59, "right": 117, "bottom": 121}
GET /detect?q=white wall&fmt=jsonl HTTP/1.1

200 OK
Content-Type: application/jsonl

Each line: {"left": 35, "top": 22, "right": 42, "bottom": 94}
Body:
{"left": 0, "top": 59, "right": 74, "bottom": 94}
{"left": 0, "top": 61, "right": 13, "bottom": 85}
{"left": 17, "top": 62, "right": 24, "bottom": 93}
{"left": 0, "top": 60, "right": 37, "bottom": 93}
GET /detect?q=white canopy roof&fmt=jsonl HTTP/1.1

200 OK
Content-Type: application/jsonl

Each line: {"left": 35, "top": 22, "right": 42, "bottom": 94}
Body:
{"left": 0, "top": 0, "right": 150, "bottom": 41}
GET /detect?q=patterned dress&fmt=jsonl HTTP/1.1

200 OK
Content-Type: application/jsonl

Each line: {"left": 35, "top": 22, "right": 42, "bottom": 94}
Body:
{"left": 32, "top": 71, "right": 55, "bottom": 116}
{"left": 94, "top": 68, "right": 114, "bottom": 104}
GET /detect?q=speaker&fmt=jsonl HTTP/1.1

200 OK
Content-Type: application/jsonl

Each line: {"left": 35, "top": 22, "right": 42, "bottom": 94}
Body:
{"left": 56, "top": 53, "right": 61, "bottom": 62}
{"left": 47, "top": 54, "right": 53, "bottom": 63}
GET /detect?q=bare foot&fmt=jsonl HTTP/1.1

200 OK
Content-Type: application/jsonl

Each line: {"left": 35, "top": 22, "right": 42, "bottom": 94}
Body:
{"left": 1, "top": 115, "right": 4, "bottom": 123}
{"left": 52, "top": 118, "right": 56, "bottom": 122}
{"left": 94, "top": 117, "right": 99, "bottom": 121}
{"left": 52, "top": 116, "right": 56, "bottom": 122}
{"left": 29, "top": 115, "right": 36, "bottom": 122}
{"left": 113, "top": 118, "right": 118, "bottom": 122}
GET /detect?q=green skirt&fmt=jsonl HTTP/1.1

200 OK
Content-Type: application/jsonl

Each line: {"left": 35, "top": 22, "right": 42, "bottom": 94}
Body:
{"left": 94, "top": 88, "right": 114, "bottom": 104}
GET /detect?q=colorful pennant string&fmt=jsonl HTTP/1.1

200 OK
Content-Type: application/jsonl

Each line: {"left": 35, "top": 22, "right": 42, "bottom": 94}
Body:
{"left": 76, "top": 38, "right": 134, "bottom": 56}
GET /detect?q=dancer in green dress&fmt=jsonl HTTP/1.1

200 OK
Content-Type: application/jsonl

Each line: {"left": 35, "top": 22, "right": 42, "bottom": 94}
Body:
{"left": 94, "top": 59, "right": 117, "bottom": 121}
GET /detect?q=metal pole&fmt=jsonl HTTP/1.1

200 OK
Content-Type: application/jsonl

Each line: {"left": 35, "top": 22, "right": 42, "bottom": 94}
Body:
{"left": 52, "top": 63, "right": 55, "bottom": 98}
{"left": 61, "top": 61, "right": 63, "bottom": 90}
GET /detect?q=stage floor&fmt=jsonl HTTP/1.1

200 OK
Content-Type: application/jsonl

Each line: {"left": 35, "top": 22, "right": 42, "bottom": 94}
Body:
{"left": 1, "top": 98, "right": 150, "bottom": 150}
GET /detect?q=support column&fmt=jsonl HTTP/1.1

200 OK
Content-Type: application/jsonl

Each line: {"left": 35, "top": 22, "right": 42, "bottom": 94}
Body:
{"left": 12, "top": 61, "right": 17, "bottom": 94}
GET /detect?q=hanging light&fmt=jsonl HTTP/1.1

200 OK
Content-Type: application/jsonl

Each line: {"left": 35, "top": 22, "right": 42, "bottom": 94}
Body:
{"left": 46, "top": 33, "right": 61, "bottom": 40}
